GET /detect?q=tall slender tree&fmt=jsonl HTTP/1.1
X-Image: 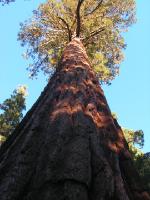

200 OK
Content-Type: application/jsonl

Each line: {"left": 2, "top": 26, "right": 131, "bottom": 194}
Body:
{"left": 0, "top": 1, "right": 149, "bottom": 200}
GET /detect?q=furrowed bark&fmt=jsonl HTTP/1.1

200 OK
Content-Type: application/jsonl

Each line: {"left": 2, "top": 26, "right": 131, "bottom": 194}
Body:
{"left": 0, "top": 38, "right": 149, "bottom": 200}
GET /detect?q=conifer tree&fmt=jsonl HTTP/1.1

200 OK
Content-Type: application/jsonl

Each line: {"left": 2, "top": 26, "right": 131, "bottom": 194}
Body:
{"left": 0, "top": 1, "right": 150, "bottom": 200}
{"left": 0, "top": 86, "right": 27, "bottom": 145}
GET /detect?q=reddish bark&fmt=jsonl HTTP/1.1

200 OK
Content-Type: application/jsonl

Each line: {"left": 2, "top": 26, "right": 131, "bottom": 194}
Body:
{"left": 0, "top": 38, "right": 149, "bottom": 200}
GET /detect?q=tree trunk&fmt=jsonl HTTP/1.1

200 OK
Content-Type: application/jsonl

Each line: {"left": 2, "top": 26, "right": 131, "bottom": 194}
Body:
{"left": 0, "top": 38, "right": 149, "bottom": 200}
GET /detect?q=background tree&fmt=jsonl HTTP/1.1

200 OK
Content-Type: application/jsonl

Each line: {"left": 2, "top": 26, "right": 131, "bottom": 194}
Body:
{"left": 0, "top": 85, "right": 27, "bottom": 145}
{"left": 123, "top": 128, "right": 144, "bottom": 157}
{"left": 135, "top": 153, "right": 150, "bottom": 194}
{"left": 124, "top": 129, "right": 150, "bottom": 194}
{"left": 18, "top": 0, "right": 136, "bottom": 84}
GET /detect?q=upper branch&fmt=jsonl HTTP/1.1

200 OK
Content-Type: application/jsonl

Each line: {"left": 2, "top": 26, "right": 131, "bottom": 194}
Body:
{"left": 76, "top": 0, "right": 84, "bottom": 37}
{"left": 83, "top": 27, "right": 105, "bottom": 45}
{"left": 85, "top": 0, "right": 103, "bottom": 16}
{"left": 58, "top": 17, "right": 72, "bottom": 41}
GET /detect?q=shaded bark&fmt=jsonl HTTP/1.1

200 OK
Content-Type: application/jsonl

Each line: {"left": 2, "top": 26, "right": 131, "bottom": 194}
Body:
{"left": 0, "top": 38, "right": 150, "bottom": 200}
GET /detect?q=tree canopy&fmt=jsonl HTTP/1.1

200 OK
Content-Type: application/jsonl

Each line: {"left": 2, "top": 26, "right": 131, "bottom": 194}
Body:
{"left": 123, "top": 128, "right": 144, "bottom": 156}
{"left": 18, "top": 0, "right": 136, "bottom": 84}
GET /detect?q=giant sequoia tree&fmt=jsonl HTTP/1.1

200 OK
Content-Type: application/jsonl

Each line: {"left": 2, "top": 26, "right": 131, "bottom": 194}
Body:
{"left": 0, "top": 0, "right": 150, "bottom": 200}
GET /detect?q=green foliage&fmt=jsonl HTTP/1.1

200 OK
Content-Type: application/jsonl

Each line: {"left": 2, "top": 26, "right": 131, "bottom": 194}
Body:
{"left": 0, "top": 85, "right": 27, "bottom": 145}
{"left": 111, "top": 112, "right": 118, "bottom": 120}
{"left": 0, "top": 135, "right": 6, "bottom": 144}
{"left": 123, "top": 128, "right": 144, "bottom": 158}
{"left": 18, "top": 0, "right": 136, "bottom": 84}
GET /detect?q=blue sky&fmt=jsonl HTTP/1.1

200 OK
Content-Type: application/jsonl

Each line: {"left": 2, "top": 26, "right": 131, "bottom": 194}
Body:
{"left": 0, "top": 0, "right": 149, "bottom": 152}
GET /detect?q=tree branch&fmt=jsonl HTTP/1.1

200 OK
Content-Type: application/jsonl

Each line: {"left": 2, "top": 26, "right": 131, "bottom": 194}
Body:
{"left": 83, "top": 27, "right": 105, "bottom": 45}
{"left": 76, "top": 0, "right": 84, "bottom": 37}
{"left": 85, "top": 0, "right": 103, "bottom": 16}
{"left": 58, "top": 17, "right": 72, "bottom": 41}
